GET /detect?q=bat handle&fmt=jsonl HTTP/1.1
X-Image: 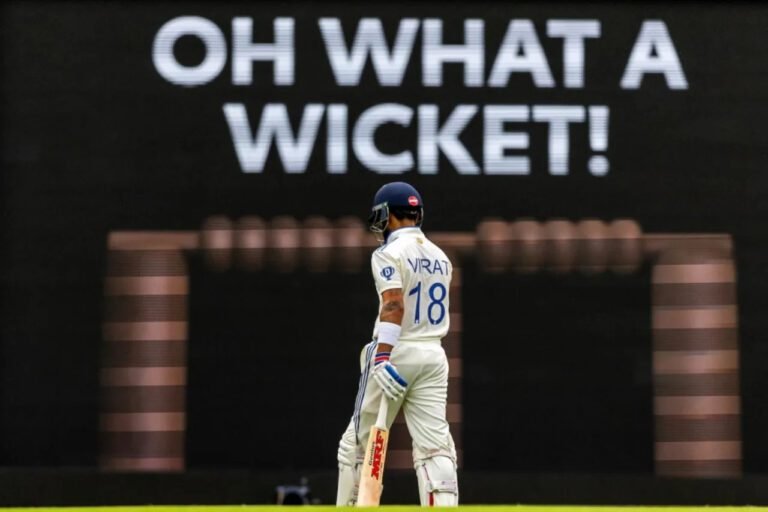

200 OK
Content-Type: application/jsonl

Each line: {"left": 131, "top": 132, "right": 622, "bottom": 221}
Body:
{"left": 375, "top": 395, "right": 389, "bottom": 430}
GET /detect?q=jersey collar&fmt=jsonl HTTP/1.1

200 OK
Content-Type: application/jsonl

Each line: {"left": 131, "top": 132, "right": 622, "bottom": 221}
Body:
{"left": 386, "top": 226, "right": 423, "bottom": 244}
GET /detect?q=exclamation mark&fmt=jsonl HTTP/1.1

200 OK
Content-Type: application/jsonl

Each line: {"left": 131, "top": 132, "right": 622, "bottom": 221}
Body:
{"left": 588, "top": 106, "right": 609, "bottom": 176}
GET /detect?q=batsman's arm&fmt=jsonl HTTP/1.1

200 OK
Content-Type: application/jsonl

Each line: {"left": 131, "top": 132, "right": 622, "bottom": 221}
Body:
{"left": 377, "top": 288, "right": 404, "bottom": 353}
{"left": 373, "top": 288, "right": 408, "bottom": 400}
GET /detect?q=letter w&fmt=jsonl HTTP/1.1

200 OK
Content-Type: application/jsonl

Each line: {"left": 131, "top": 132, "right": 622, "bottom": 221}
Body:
{"left": 319, "top": 18, "right": 419, "bottom": 86}
{"left": 223, "top": 103, "right": 324, "bottom": 173}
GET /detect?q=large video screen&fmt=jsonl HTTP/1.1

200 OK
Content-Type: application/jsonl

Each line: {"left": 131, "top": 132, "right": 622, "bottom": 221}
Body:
{"left": 2, "top": 1, "right": 767, "bottom": 476}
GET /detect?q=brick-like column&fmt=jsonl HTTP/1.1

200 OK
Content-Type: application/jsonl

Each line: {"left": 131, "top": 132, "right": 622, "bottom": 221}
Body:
{"left": 101, "top": 248, "right": 189, "bottom": 471}
{"left": 201, "top": 216, "right": 234, "bottom": 272}
{"left": 335, "top": 217, "right": 367, "bottom": 273}
{"left": 652, "top": 249, "right": 741, "bottom": 477}
{"left": 235, "top": 216, "right": 266, "bottom": 272}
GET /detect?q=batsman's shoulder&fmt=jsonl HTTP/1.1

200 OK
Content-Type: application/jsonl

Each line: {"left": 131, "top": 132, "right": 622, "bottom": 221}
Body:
{"left": 375, "top": 237, "right": 407, "bottom": 257}
{"left": 371, "top": 244, "right": 401, "bottom": 270}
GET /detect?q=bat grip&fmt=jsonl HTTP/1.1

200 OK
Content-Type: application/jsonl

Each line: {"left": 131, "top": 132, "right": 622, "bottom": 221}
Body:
{"left": 375, "top": 395, "right": 389, "bottom": 430}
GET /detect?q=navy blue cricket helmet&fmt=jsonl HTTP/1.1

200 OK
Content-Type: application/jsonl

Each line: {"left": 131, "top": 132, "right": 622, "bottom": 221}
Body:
{"left": 368, "top": 182, "right": 424, "bottom": 240}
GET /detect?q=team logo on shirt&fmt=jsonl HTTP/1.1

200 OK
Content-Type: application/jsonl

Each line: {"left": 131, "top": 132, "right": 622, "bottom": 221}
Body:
{"left": 380, "top": 266, "right": 395, "bottom": 281}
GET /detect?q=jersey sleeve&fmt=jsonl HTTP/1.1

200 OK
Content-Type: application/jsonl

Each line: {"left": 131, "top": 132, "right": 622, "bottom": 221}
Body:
{"left": 371, "top": 249, "right": 403, "bottom": 294}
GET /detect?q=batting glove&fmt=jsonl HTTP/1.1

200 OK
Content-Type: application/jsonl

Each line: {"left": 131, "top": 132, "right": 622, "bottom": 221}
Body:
{"left": 372, "top": 352, "right": 408, "bottom": 401}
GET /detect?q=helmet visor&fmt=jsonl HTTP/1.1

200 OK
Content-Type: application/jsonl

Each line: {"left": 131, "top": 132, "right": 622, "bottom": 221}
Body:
{"left": 368, "top": 202, "right": 389, "bottom": 234}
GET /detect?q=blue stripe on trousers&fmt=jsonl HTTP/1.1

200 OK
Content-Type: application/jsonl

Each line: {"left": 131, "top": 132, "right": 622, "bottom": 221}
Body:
{"left": 353, "top": 341, "right": 376, "bottom": 442}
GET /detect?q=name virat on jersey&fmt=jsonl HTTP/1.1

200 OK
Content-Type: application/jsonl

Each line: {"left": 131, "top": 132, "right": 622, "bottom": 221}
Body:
{"left": 407, "top": 257, "right": 450, "bottom": 275}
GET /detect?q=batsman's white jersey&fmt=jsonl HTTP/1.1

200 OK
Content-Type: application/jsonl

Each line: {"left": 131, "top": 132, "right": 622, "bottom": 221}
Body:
{"left": 337, "top": 226, "right": 458, "bottom": 506}
{"left": 371, "top": 226, "right": 452, "bottom": 342}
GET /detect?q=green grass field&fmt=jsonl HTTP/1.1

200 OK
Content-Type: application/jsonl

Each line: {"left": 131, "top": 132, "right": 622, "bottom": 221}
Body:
{"left": 2, "top": 507, "right": 768, "bottom": 512}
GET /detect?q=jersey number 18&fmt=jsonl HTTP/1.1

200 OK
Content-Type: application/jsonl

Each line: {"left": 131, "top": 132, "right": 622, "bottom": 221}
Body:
{"left": 408, "top": 282, "right": 447, "bottom": 325}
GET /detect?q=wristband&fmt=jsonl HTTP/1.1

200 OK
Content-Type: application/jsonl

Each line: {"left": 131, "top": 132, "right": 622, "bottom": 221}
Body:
{"left": 374, "top": 352, "right": 391, "bottom": 366}
{"left": 377, "top": 321, "right": 401, "bottom": 346}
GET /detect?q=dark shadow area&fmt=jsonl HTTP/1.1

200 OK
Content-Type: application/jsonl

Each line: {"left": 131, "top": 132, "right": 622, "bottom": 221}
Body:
{"left": 186, "top": 261, "right": 377, "bottom": 469}
{"left": 463, "top": 262, "right": 654, "bottom": 472}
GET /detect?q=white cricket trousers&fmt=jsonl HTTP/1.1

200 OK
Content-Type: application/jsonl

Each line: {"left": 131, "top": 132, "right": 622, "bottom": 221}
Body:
{"left": 337, "top": 340, "right": 457, "bottom": 468}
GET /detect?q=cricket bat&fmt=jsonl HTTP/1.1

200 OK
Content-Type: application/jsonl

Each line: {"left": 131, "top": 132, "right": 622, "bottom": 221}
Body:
{"left": 356, "top": 396, "right": 389, "bottom": 507}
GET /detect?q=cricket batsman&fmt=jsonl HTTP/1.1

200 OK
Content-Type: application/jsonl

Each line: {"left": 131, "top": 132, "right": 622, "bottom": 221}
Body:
{"left": 336, "top": 182, "right": 459, "bottom": 506}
